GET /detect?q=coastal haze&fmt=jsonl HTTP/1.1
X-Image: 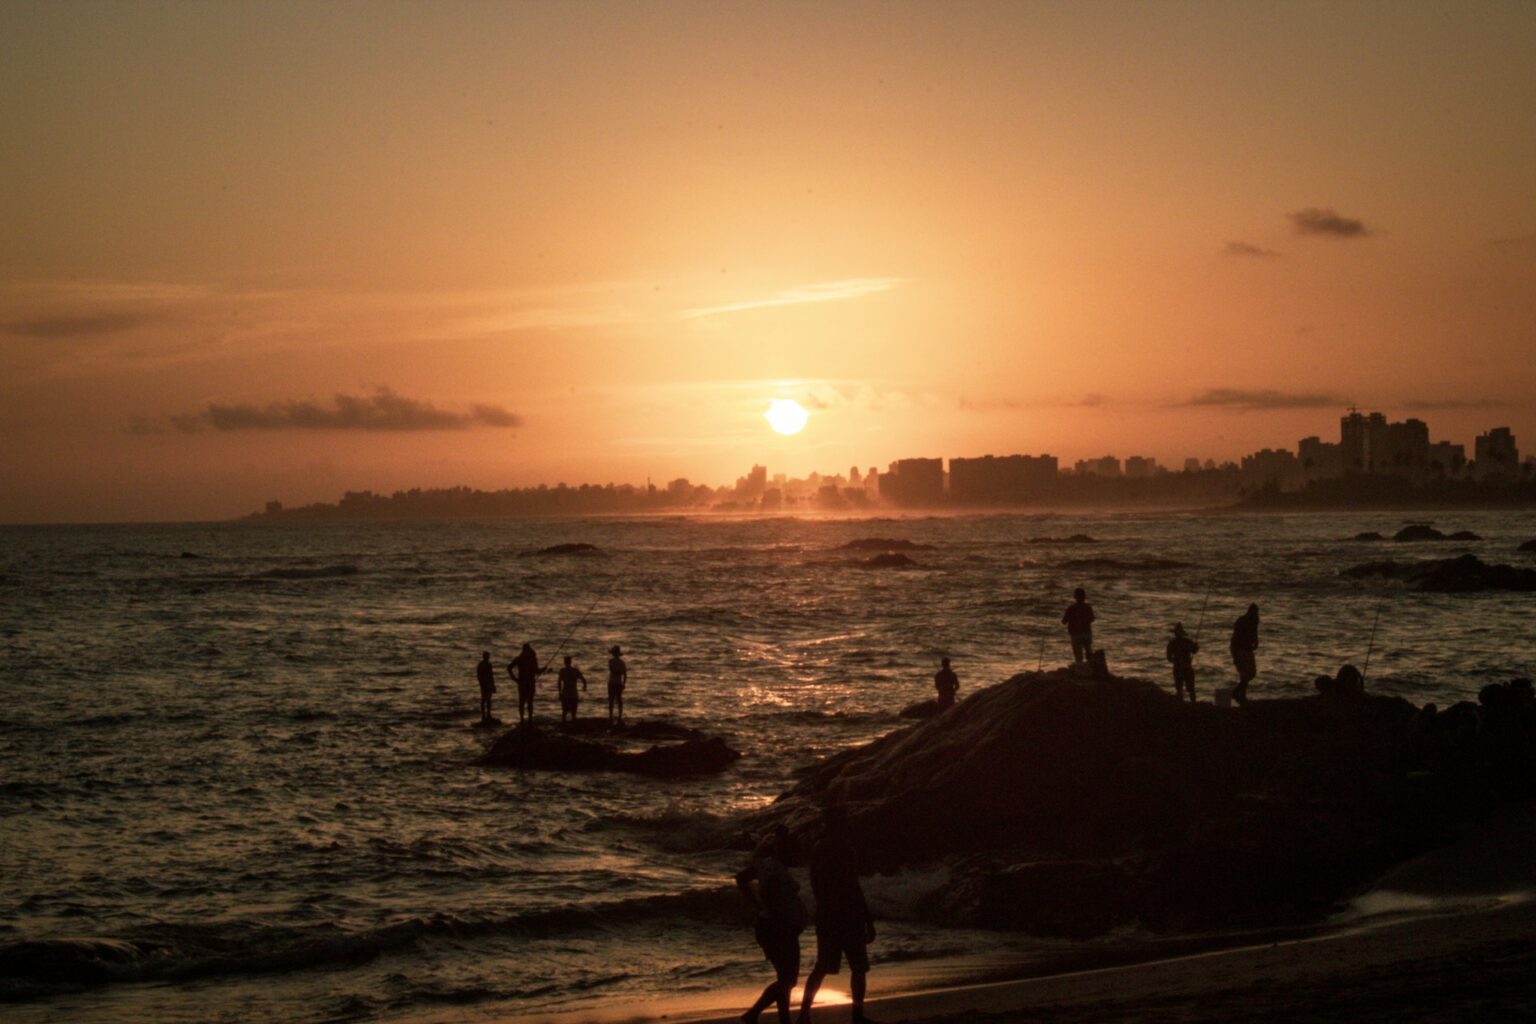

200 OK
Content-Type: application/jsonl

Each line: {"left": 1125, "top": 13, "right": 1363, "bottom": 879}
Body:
{"left": 2, "top": 1, "right": 1535, "bottom": 523}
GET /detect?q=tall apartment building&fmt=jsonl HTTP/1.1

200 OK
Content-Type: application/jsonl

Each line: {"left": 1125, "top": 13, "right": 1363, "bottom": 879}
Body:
{"left": 948, "top": 454, "right": 1059, "bottom": 504}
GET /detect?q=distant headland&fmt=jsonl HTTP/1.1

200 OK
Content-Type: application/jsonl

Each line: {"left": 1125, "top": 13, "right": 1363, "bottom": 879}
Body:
{"left": 248, "top": 409, "right": 1535, "bottom": 520}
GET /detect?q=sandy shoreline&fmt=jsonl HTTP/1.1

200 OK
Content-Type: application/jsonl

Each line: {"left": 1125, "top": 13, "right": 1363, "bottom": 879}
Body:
{"left": 510, "top": 803, "right": 1536, "bottom": 1024}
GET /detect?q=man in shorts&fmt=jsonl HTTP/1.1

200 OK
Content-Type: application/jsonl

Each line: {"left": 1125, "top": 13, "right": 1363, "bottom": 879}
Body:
{"left": 798, "top": 805, "right": 875, "bottom": 1024}
{"left": 476, "top": 651, "right": 496, "bottom": 722}
{"left": 556, "top": 655, "right": 586, "bottom": 722}
{"left": 607, "top": 645, "right": 627, "bottom": 723}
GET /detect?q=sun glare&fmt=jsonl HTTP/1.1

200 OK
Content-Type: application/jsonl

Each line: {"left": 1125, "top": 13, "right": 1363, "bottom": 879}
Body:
{"left": 765, "top": 399, "right": 809, "bottom": 436}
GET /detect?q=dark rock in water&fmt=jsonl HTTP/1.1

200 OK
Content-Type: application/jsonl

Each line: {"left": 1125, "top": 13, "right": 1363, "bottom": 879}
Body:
{"left": 558, "top": 718, "right": 705, "bottom": 742}
{"left": 480, "top": 723, "right": 738, "bottom": 776}
{"left": 179, "top": 551, "right": 201, "bottom": 559}
{"left": 1342, "top": 554, "right": 1536, "bottom": 592}
{"left": 1027, "top": 534, "right": 1097, "bottom": 544}
{"left": 860, "top": 552, "right": 917, "bottom": 568}
{"left": 1394, "top": 524, "right": 1446, "bottom": 542}
{"left": 1447, "top": 530, "right": 1482, "bottom": 541}
{"left": 746, "top": 669, "right": 1531, "bottom": 938}
{"left": 838, "top": 538, "right": 933, "bottom": 551}
{"left": 899, "top": 699, "right": 940, "bottom": 720}
{"left": 1520, "top": 539, "right": 1536, "bottom": 552}
{"left": 532, "top": 543, "right": 604, "bottom": 556}
{"left": 1353, "top": 532, "right": 1385, "bottom": 542}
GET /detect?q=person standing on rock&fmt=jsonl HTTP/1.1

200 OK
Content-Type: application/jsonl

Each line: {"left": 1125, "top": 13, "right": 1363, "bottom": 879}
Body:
{"left": 1166, "top": 623, "right": 1199, "bottom": 703}
{"left": 798, "top": 805, "right": 875, "bottom": 1024}
{"left": 607, "top": 645, "right": 628, "bottom": 723}
{"left": 1230, "top": 603, "right": 1260, "bottom": 705}
{"left": 934, "top": 658, "right": 959, "bottom": 710}
{"left": 556, "top": 655, "right": 587, "bottom": 723}
{"left": 735, "top": 825, "right": 806, "bottom": 1024}
{"left": 1062, "top": 587, "right": 1095, "bottom": 663}
{"left": 508, "top": 643, "right": 546, "bottom": 723}
{"left": 476, "top": 651, "right": 497, "bottom": 722}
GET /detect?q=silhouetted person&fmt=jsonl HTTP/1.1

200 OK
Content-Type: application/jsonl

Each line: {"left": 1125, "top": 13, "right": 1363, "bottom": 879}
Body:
{"left": 1166, "top": 622, "right": 1199, "bottom": 703}
{"left": 1062, "top": 588, "right": 1095, "bottom": 663}
{"left": 1230, "top": 603, "right": 1260, "bottom": 705}
{"left": 799, "top": 805, "right": 874, "bottom": 1024}
{"left": 1317, "top": 664, "right": 1364, "bottom": 699}
{"left": 735, "top": 825, "right": 805, "bottom": 1024}
{"left": 476, "top": 651, "right": 496, "bottom": 722}
{"left": 607, "top": 645, "right": 628, "bottom": 723}
{"left": 508, "top": 643, "right": 547, "bottom": 723}
{"left": 557, "top": 655, "right": 587, "bottom": 722}
{"left": 934, "top": 658, "right": 959, "bottom": 710}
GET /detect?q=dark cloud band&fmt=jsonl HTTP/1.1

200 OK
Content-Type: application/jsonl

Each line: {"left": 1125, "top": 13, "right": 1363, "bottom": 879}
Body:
{"left": 170, "top": 388, "right": 522, "bottom": 432}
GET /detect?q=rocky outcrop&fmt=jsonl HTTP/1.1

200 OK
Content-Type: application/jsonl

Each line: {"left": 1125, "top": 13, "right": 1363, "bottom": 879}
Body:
{"left": 1392, "top": 525, "right": 1482, "bottom": 542}
{"left": 1342, "top": 554, "right": 1536, "bottom": 592}
{"left": 531, "top": 543, "right": 604, "bottom": 556}
{"left": 744, "top": 671, "right": 1535, "bottom": 938}
{"left": 480, "top": 723, "right": 739, "bottom": 776}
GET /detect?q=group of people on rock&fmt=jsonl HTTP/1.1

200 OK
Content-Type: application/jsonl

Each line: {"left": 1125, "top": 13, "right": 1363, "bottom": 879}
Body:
{"left": 475, "top": 644, "right": 627, "bottom": 724}
{"left": 736, "top": 805, "right": 875, "bottom": 1024}
{"left": 1059, "top": 587, "right": 1263, "bottom": 705}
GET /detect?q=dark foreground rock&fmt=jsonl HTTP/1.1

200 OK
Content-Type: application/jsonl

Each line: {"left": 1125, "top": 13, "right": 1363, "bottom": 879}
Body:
{"left": 745, "top": 670, "right": 1536, "bottom": 938}
{"left": 899, "top": 698, "right": 941, "bottom": 719}
{"left": 1342, "top": 554, "right": 1536, "bottom": 592}
{"left": 480, "top": 723, "right": 739, "bottom": 776}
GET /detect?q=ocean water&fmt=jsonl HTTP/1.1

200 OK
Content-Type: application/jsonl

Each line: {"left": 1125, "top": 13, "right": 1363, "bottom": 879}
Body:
{"left": 2, "top": 510, "right": 1533, "bottom": 1023}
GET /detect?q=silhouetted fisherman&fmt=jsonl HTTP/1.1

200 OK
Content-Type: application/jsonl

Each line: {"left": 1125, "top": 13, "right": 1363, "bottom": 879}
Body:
{"left": 607, "top": 645, "right": 628, "bottom": 723}
{"left": 735, "top": 824, "right": 805, "bottom": 1024}
{"left": 1166, "top": 622, "right": 1199, "bottom": 703}
{"left": 1062, "top": 587, "right": 1095, "bottom": 663}
{"left": 508, "top": 643, "right": 547, "bottom": 723}
{"left": 1230, "top": 603, "right": 1260, "bottom": 705}
{"left": 476, "top": 651, "right": 497, "bottom": 722}
{"left": 934, "top": 658, "right": 959, "bottom": 710}
{"left": 557, "top": 655, "right": 587, "bottom": 723}
{"left": 798, "top": 805, "right": 875, "bottom": 1024}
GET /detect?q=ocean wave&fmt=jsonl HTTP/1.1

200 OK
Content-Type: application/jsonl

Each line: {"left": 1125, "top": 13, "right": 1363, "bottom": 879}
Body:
{"left": 1057, "top": 557, "right": 1192, "bottom": 571}
{"left": 0, "top": 887, "right": 742, "bottom": 996}
{"left": 254, "top": 564, "right": 361, "bottom": 580}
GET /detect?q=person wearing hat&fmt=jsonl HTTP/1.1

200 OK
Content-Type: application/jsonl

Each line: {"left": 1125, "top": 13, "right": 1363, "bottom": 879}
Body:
{"left": 1166, "top": 622, "right": 1200, "bottom": 703}
{"left": 606, "top": 645, "right": 628, "bottom": 723}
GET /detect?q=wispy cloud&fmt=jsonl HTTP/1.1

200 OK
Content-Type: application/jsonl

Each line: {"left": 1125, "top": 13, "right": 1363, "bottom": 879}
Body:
{"left": 1180, "top": 388, "right": 1341, "bottom": 410}
{"left": 1403, "top": 397, "right": 1505, "bottom": 412}
{"left": 169, "top": 388, "right": 522, "bottom": 433}
{"left": 959, "top": 394, "right": 1105, "bottom": 412}
{"left": 682, "top": 278, "right": 901, "bottom": 319}
{"left": 2, "top": 311, "right": 155, "bottom": 338}
{"left": 1289, "top": 207, "right": 1370, "bottom": 238}
{"left": 1221, "top": 241, "right": 1280, "bottom": 258}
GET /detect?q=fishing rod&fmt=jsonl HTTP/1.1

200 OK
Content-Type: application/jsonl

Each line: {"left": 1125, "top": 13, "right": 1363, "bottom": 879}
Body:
{"left": 1037, "top": 634, "right": 1047, "bottom": 673}
{"left": 549, "top": 575, "right": 621, "bottom": 664}
{"left": 1192, "top": 589, "right": 1212, "bottom": 644}
{"left": 1361, "top": 593, "right": 1387, "bottom": 684}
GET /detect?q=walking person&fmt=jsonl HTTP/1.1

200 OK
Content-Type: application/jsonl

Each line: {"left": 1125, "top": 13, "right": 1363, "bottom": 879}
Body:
{"left": 1230, "top": 603, "right": 1260, "bottom": 705}
{"left": 735, "top": 825, "right": 806, "bottom": 1024}
{"left": 798, "top": 805, "right": 875, "bottom": 1024}
{"left": 476, "top": 651, "right": 497, "bottom": 722}
{"left": 934, "top": 657, "right": 959, "bottom": 711}
{"left": 1166, "top": 622, "right": 1199, "bottom": 703}
{"left": 556, "top": 655, "right": 586, "bottom": 723}
{"left": 1062, "top": 587, "right": 1095, "bottom": 663}
{"left": 607, "top": 645, "right": 628, "bottom": 723}
{"left": 507, "top": 643, "right": 546, "bottom": 723}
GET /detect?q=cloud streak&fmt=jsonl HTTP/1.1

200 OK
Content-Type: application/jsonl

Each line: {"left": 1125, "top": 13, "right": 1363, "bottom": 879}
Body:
{"left": 1180, "top": 388, "right": 1342, "bottom": 411}
{"left": 3, "top": 311, "right": 154, "bottom": 338}
{"left": 1222, "top": 241, "right": 1280, "bottom": 258}
{"left": 682, "top": 277, "right": 901, "bottom": 319}
{"left": 170, "top": 388, "right": 522, "bottom": 432}
{"left": 1288, "top": 207, "right": 1370, "bottom": 238}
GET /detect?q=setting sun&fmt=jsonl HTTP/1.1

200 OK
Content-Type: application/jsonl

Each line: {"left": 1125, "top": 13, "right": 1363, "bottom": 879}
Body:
{"left": 765, "top": 399, "right": 809, "bottom": 436}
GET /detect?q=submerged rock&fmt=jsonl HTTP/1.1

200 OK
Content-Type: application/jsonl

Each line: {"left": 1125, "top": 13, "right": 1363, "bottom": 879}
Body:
{"left": 1390, "top": 524, "right": 1479, "bottom": 543}
{"left": 1519, "top": 539, "right": 1536, "bottom": 552}
{"left": 1448, "top": 530, "right": 1483, "bottom": 541}
{"left": 532, "top": 543, "right": 604, "bottom": 557}
{"left": 1353, "top": 531, "right": 1385, "bottom": 542}
{"left": 745, "top": 670, "right": 1533, "bottom": 938}
{"left": 838, "top": 538, "right": 933, "bottom": 552}
{"left": 1342, "top": 554, "right": 1536, "bottom": 592}
{"left": 1027, "top": 534, "right": 1097, "bottom": 544}
{"left": 480, "top": 723, "right": 739, "bottom": 777}
{"left": 860, "top": 552, "right": 918, "bottom": 569}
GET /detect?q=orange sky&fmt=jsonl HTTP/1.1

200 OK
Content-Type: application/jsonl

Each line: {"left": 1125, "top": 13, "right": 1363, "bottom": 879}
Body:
{"left": 2, "top": 0, "right": 1533, "bottom": 522}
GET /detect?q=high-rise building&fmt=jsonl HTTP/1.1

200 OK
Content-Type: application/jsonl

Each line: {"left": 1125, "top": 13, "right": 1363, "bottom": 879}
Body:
{"left": 883, "top": 458, "right": 945, "bottom": 505}
{"left": 1297, "top": 436, "right": 1343, "bottom": 481}
{"left": 1474, "top": 427, "right": 1519, "bottom": 480}
{"left": 1073, "top": 456, "right": 1122, "bottom": 477}
{"left": 948, "top": 454, "right": 1059, "bottom": 504}
{"left": 1124, "top": 456, "right": 1159, "bottom": 479}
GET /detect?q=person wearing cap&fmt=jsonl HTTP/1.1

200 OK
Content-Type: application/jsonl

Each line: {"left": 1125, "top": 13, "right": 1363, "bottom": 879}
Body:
{"left": 1062, "top": 587, "right": 1095, "bottom": 663}
{"left": 606, "top": 645, "right": 628, "bottom": 723}
{"left": 934, "top": 657, "right": 959, "bottom": 711}
{"left": 798, "top": 805, "right": 875, "bottom": 1024}
{"left": 1166, "top": 622, "right": 1199, "bottom": 703}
